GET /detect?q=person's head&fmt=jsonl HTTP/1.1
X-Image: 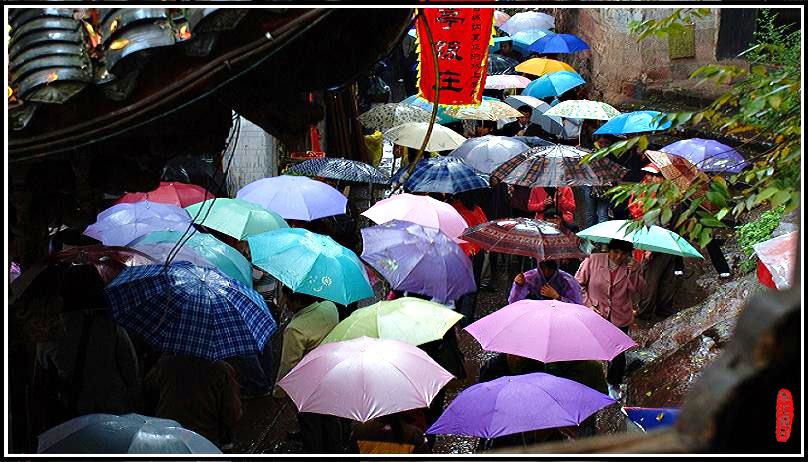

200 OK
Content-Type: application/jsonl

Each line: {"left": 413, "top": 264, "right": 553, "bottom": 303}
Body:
{"left": 280, "top": 285, "right": 321, "bottom": 313}
{"left": 475, "top": 120, "right": 495, "bottom": 137}
{"left": 538, "top": 259, "right": 559, "bottom": 279}
{"left": 516, "top": 105, "right": 532, "bottom": 125}
{"left": 606, "top": 239, "right": 634, "bottom": 266}
{"left": 455, "top": 190, "right": 477, "bottom": 210}
{"left": 500, "top": 40, "right": 513, "bottom": 54}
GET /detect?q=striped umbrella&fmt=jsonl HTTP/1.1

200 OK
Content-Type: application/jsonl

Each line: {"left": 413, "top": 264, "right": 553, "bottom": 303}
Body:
{"left": 489, "top": 145, "right": 627, "bottom": 187}
{"left": 286, "top": 158, "right": 390, "bottom": 184}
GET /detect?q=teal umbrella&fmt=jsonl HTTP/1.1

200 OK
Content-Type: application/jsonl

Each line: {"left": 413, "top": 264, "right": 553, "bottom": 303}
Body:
{"left": 128, "top": 230, "right": 254, "bottom": 287}
{"left": 247, "top": 228, "right": 373, "bottom": 305}
{"left": 576, "top": 220, "right": 703, "bottom": 258}
{"left": 185, "top": 198, "right": 288, "bottom": 241}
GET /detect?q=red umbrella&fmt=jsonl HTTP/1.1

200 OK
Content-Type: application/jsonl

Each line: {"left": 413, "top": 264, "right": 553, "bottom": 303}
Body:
{"left": 460, "top": 217, "right": 587, "bottom": 260}
{"left": 114, "top": 181, "right": 213, "bottom": 208}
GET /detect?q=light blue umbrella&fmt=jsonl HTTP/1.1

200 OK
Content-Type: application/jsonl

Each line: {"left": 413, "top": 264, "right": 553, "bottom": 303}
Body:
{"left": 247, "top": 228, "right": 373, "bottom": 305}
{"left": 400, "top": 95, "right": 458, "bottom": 124}
{"left": 577, "top": 220, "right": 703, "bottom": 258}
{"left": 593, "top": 110, "right": 672, "bottom": 135}
{"left": 528, "top": 33, "right": 590, "bottom": 54}
{"left": 493, "top": 29, "right": 555, "bottom": 54}
{"left": 521, "top": 70, "right": 585, "bottom": 99}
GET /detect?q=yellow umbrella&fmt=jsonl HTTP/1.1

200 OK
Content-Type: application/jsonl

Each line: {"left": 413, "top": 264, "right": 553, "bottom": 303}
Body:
{"left": 515, "top": 58, "right": 575, "bottom": 77}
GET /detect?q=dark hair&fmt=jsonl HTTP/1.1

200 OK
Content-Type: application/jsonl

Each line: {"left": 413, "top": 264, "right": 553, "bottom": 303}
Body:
{"left": 607, "top": 239, "right": 634, "bottom": 253}
{"left": 516, "top": 105, "right": 533, "bottom": 115}
{"left": 281, "top": 285, "right": 320, "bottom": 307}
{"left": 538, "top": 259, "right": 558, "bottom": 272}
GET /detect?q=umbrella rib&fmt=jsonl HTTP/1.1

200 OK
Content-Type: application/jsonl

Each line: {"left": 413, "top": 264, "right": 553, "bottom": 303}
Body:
{"left": 527, "top": 379, "right": 579, "bottom": 425}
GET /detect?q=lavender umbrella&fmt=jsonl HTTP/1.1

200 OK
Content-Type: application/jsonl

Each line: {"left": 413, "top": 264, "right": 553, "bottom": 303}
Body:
{"left": 236, "top": 175, "right": 347, "bottom": 221}
{"left": 426, "top": 372, "right": 615, "bottom": 438}
{"left": 360, "top": 220, "right": 476, "bottom": 304}
{"left": 84, "top": 201, "right": 191, "bottom": 246}
{"left": 660, "top": 138, "right": 748, "bottom": 173}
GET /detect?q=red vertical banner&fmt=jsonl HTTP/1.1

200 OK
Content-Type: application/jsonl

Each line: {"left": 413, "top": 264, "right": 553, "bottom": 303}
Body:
{"left": 416, "top": 7, "right": 494, "bottom": 106}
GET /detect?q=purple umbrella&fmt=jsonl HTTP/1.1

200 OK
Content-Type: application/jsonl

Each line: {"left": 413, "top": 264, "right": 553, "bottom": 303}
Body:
{"left": 426, "top": 372, "right": 615, "bottom": 438}
{"left": 660, "top": 138, "right": 748, "bottom": 173}
{"left": 464, "top": 299, "right": 637, "bottom": 362}
{"left": 360, "top": 220, "right": 476, "bottom": 304}
{"left": 84, "top": 201, "right": 191, "bottom": 246}
{"left": 236, "top": 175, "right": 347, "bottom": 221}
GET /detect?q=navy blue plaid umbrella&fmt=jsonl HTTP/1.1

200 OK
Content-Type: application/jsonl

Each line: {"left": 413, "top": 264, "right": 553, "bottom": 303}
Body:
{"left": 394, "top": 156, "right": 489, "bottom": 194}
{"left": 488, "top": 54, "right": 519, "bottom": 75}
{"left": 286, "top": 158, "right": 390, "bottom": 185}
{"left": 104, "top": 261, "right": 276, "bottom": 361}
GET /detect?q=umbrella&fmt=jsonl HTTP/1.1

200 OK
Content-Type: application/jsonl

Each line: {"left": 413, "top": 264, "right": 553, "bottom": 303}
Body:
{"left": 514, "top": 58, "right": 574, "bottom": 77}
{"left": 502, "top": 96, "right": 581, "bottom": 139}
{"left": 753, "top": 231, "right": 797, "bottom": 290}
{"left": 236, "top": 175, "right": 347, "bottom": 221}
{"left": 484, "top": 74, "right": 532, "bottom": 90}
{"left": 398, "top": 156, "right": 488, "bottom": 194}
{"left": 359, "top": 103, "right": 432, "bottom": 133}
{"left": 490, "top": 145, "right": 627, "bottom": 187}
{"left": 400, "top": 95, "right": 458, "bottom": 124}
{"left": 161, "top": 155, "right": 227, "bottom": 197}
{"left": 104, "top": 262, "right": 276, "bottom": 361}
{"left": 510, "top": 28, "right": 555, "bottom": 49}
{"left": 659, "top": 138, "right": 748, "bottom": 173}
{"left": 450, "top": 135, "right": 530, "bottom": 174}
{"left": 593, "top": 110, "right": 671, "bottom": 135}
{"left": 286, "top": 157, "right": 390, "bottom": 184}
{"left": 114, "top": 181, "right": 213, "bottom": 208}
{"left": 247, "top": 228, "right": 372, "bottom": 305}
{"left": 185, "top": 198, "right": 288, "bottom": 240}
{"left": 521, "top": 71, "right": 585, "bottom": 99}
{"left": 360, "top": 220, "right": 476, "bottom": 303}
{"left": 528, "top": 33, "right": 590, "bottom": 54}
{"left": 543, "top": 99, "right": 621, "bottom": 120}
{"left": 460, "top": 217, "right": 588, "bottom": 260}
{"left": 577, "top": 220, "right": 704, "bottom": 258}
{"left": 126, "top": 241, "right": 216, "bottom": 271}
{"left": 644, "top": 150, "right": 720, "bottom": 215}
{"left": 465, "top": 299, "right": 637, "bottom": 362}
{"left": 276, "top": 336, "right": 454, "bottom": 422}
{"left": 37, "top": 413, "right": 221, "bottom": 454}
{"left": 128, "top": 230, "right": 253, "bottom": 288}
{"left": 494, "top": 10, "right": 511, "bottom": 27}
{"left": 361, "top": 193, "right": 469, "bottom": 241}
{"left": 384, "top": 122, "right": 466, "bottom": 151}
{"left": 500, "top": 12, "right": 555, "bottom": 35}
{"left": 488, "top": 53, "right": 520, "bottom": 75}
{"left": 444, "top": 100, "right": 525, "bottom": 121}
{"left": 623, "top": 407, "right": 680, "bottom": 432}
{"left": 426, "top": 372, "right": 614, "bottom": 438}
{"left": 84, "top": 201, "right": 191, "bottom": 246}
{"left": 321, "top": 297, "right": 463, "bottom": 346}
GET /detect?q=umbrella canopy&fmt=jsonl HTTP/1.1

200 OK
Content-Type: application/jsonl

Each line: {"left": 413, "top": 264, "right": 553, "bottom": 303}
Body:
{"left": 286, "top": 157, "right": 390, "bottom": 184}
{"left": 321, "top": 297, "right": 463, "bottom": 346}
{"left": 104, "top": 262, "right": 276, "bottom": 361}
{"left": 484, "top": 74, "right": 532, "bottom": 90}
{"left": 490, "top": 145, "right": 627, "bottom": 187}
{"left": 461, "top": 217, "right": 587, "bottom": 260}
{"left": 528, "top": 33, "right": 590, "bottom": 54}
{"left": 161, "top": 155, "right": 227, "bottom": 197}
{"left": 38, "top": 413, "right": 221, "bottom": 454}
{"left": 593, "top": 110, "right": 671, "bottom": 135}
{"left": 660, "top": 138, "right": 748, "bottom": 173}
{"left": 502, "top": 96, "right": 581, "bottom": 139}
{"left": 450, "top": 135, "right": 530, "bottom": 174}
{"left": 128, "top": 230, "right": 253, "bottom": 288}
{"left": 426, "top": 372, "right": 614, "bottom": 438}
{"left": 400, "top": 156, "right": 489, "bottom": 194}
{"left": 359, "top": 103, "right": 432, "bottom": 132}
{"left": 644, "top": 150, "right": 720, "bottom": 215}
{"left": 127, "top": 241, "right": 216, "bottom": 271}
{"left": 236, "top": 175, "right": 347, "bottom": 221}
{"left": 444, "top": 99, "right": 524, "bottom": 121}
{"left": 399, "top": 95, "right": 458, "bottom": 124}
{"left": 510, "top": 28, "right": 555, "bottom": 49}
{"left": 361, "top": 193, "right": 469, "bottom": 241}
{"left": 522, "top": 71, "right": 585, "bottom": 99}
{"left": 114, "top": 181, "right": 213, "bottom": 208}
{"left": 384, "top": 122, "right": 466, "bottom": 151}
{"left": 465, "top": 299, "right": 637, "bottom": 362}
{"left": 493, "top": 10, "right": 511, "bottom": 27}
{"left": 277, "top": 336, "right": 454, "bottom": 422}
{"left": 360, "top": 220, "right": 476, "bottom": 303}
{"left": 753, "top": 231, "right": 797, "bottom": 290}
{"left": 247, "top": 228, "right": 373, "bottom": 305}
{"left": 500, "top": 12, "right": 555, "bottom": 35}
{"left": 488, "top": 53, "right": 520, "bottom": 75}
{"left": 84, "top": 201, "right": 191, "bottom": 247}
{"left": 185, "top": 198, "right": 288, "bottom": 240}
{"left": 514, "top": 58, "right": 574, "bottom": 77}
{"left": 577, "top": 220, "right": 704, "bottom": 258}
{"left": 543, "top": 99, "right": 621, "bottom": 120}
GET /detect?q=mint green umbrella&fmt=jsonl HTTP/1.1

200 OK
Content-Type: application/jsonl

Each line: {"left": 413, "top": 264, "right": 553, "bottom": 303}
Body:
{"left": 577, "top": 220, "right": 703, "bottom": 258}
{"left": 185, "top": 198, "right": 288, "bottom": 241}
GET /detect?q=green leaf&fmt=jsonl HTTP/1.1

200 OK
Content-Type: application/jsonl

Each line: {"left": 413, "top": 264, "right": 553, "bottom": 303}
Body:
{"left": 770, "top": 190, "right": 791, "bottom": 209}
{"left": 768, "top": 95, "right": 782, "bottom": 109}
{"left": 700, "top": 216, "right": 727, "bottom": 228}
{"left": 705, "top": 191, "right": 727, "bottom": 208}
{"left": 698, "top": 228, "right": 713, "bottom": 248}
{"left": 661, "top": 207, "right": 673, "bottom": 225}
{"left": 756, "top": 187, "right": 780, "bottom": 202}
{"left": 637, "top": 136, "right": 649, "bottom": 153}
{"left": 716, "top": 208, "right": 729, "bottom": 221}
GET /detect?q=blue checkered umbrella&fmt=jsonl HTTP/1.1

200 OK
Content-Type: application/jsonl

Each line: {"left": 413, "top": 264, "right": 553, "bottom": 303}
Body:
{"left": 394, "top": 156, "right": 489, "bottom": 194}
{"left": 286, "top": 158, "right": 390, "bottom": 184}
{"left": 104, "top": 261, "right": 276, "bottom": 361}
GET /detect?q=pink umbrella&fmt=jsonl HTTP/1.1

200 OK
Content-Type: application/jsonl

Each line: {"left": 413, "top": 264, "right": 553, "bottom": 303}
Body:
{"left": 114, "top": 181, "right": 212, "bottom": 208}
{"left": 361, "top": 193, "right": 468, "bottom": 242}
{"left": 494, "top": 10, "right": 511, "bottom": 27}
{"left": 277, "top": 336, "right": 454, "bottom": 422}
{"left": 465, "top": 299, "right": 637, "bottom": 362}
{"left": 484, "top": 74, "right": 532, "bottom": 90}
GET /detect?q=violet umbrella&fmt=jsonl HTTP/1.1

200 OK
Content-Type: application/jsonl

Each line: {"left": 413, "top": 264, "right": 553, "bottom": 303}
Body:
{"left": 426, "top": 372, "right": 615, "bottom": 438}
{"left": 660, "top": 138, "right": 748, "bottom": 173}
{"left": 84, "top": 201, "right": 191, "bottom": 246}
{"left": 465, "top": 299, "right": 637, "bottom": 362}
{"left": 361, "top": 193, "right": 469, "bottom": 242}
{"left": 361, "top": 220, "right": 477, "bottom": 304}
{"left": 236, "top": 175, "right": 347, "bottom": 221}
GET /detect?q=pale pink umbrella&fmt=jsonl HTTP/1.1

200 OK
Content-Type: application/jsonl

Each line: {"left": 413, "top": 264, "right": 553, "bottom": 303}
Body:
{"left": 465, "top": 299, "right": 637, "bottom": 362}
{"left": 361, "top": 193, "right": 468, "bottom": 242}
{"left": 494, "top": 10, "right": 511, "bottom": 27}
{"left": 277, "top": 336, "right": 454, "bottom": 422}
{"left": 485, "top": 74, "right": 532, "bottom": 90}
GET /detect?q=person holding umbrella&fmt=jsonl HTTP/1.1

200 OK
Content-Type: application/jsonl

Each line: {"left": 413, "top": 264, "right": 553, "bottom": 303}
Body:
{"left": 495, "top": 39, "right": 524, "bottom": 62}
{"left": 509, "top": 259, "right": 583, "bottom": 305}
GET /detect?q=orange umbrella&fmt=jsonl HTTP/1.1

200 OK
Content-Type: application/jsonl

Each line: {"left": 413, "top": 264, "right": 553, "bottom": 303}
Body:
{"left": 514, "top": 58, "right": 575, "bottom": 76}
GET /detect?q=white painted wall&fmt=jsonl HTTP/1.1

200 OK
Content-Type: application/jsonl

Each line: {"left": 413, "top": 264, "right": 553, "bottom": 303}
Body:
{"left": 224, "top": 115, "right": 279, "bottom": 196}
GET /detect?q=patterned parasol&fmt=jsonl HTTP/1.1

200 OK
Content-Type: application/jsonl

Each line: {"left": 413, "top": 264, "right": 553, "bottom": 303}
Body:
{"left": 443, "top": 99, "right": 525, "bottom": 121}
{"left": 644, "top": 150, "right": 718, "bottom": 213}
{"left": 488, "top": 54, "right": 519, "bottom": 75}
{"left": 490, "top": 145, "right": 626, "bottom": 187}
{"left": 286, "top": 158, "right": 390, "bottom": 184}
{"left": 542, "top": 99, "right": 621, "bottom": 120}
{"left": 359, "top": 103, "right": 432, "bottom": 133}
{"left": 461, "top": 217, "right": 587, "bottom": 260}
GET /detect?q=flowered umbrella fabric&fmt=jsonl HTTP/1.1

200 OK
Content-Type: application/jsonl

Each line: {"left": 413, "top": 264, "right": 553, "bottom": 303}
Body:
{"left": 460, "top": 217, "right": 587, "bottom": 260}
{"left": 359, "top": 103, "right": 433, "bottom": 133}
{"left": 542, "top": 99, "right": 620, "bottom": 120}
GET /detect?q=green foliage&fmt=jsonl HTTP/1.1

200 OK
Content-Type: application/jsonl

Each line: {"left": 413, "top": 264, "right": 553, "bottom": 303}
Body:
{"left": 628, "top": 8, "right": 711, "bottom": 41}
{"left": 735, "top": 206, "right": 785, "bottom": 273}
{"left": 743, "top": 9, "right": 801, "bottom": 70}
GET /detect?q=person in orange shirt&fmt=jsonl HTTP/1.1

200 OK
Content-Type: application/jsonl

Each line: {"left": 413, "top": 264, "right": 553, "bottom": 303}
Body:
{"left": 527, "top": 186, "right": 576, "bottom": 230}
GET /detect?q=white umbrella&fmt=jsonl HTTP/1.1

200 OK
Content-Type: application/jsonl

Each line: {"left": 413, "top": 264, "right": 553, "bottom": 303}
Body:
{"left": 384, "top": 122, "right": 466, "bottom": 151}
{"left": 500, "top": 12, "right": 555, "bottom": 35}
{"left": 484, "top": 74, "right": 532, "bottom": 90}
{"left": 503, "top": 96, "right": 581, "bottom": 139}
{"left": 450, "top": 135, "right": 530, "bottom": 174}
{"left": 359, "top": 103, "right": 432, "bottom": 133}
{"left": 543, "top": 99, "right": 621, "bottom": 120}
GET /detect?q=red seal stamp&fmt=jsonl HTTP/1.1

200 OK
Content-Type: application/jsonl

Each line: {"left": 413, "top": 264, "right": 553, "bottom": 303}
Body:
{"left": 776, "top": 388, "right": 793, "bottom": 442}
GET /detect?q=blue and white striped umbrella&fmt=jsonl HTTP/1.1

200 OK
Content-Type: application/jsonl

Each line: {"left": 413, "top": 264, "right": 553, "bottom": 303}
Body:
{"left": 394, "top": 156, "right": 489, "bottom": 194}
{"left": 104, "top": 261, "right": 276, "bottom": 361}
{"left": 286, "top": 158, "right": 390, "bottom": 184}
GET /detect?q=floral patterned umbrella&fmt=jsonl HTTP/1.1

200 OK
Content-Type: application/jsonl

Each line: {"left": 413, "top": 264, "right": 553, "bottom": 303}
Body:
{"left": 359, "top": 103, "right": 432, "bottom": 133}
{"left": 444, "top": 100, "right": 524, "bottom": 121}
{"left": 490, "top": 145, "right": 627, "bottom": 187}
{"left": 542, "top": 99, "right": 621, "bottom": 120}
{"left": 461, "top": 217, "right": 587, "bottom": 259}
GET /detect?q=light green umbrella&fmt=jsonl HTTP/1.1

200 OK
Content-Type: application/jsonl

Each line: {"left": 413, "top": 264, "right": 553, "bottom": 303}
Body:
{"left": 576, "top": 220, "right": 703, "bottom": 258}
{"left": 185, "top": 198, "right": 288, "bottom": 241}
{"left": 322, "top": 297, "right": 463, "bottom": 346}
{"left": 542, "top": 99, "right": 621, "bottom": 120}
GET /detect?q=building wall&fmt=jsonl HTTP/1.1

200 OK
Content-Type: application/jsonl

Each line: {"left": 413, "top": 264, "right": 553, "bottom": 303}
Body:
{"left": 225, "top": 115, "right": 279, "bottom": 196}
